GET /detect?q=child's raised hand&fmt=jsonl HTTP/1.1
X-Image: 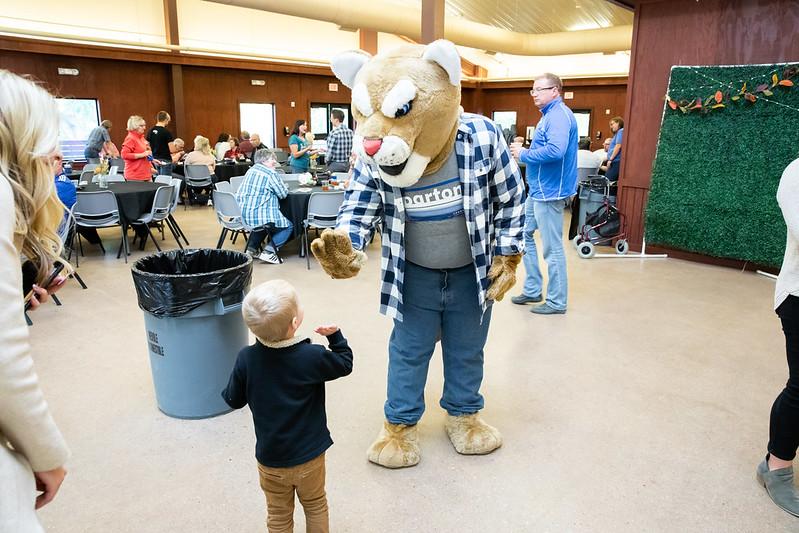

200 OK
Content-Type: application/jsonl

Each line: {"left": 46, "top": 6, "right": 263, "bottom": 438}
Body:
{"left": 314, "top": 325, "right": 339, "bottom": 336}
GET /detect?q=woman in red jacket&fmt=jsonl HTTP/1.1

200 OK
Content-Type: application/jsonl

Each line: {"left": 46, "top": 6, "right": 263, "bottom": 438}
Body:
{"left": 121, "top": 115, "right": 154, "bottom": 181}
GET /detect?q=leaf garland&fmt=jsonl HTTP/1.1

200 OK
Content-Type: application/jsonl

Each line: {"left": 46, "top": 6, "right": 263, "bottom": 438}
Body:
{"left": 665, "top": 65, "right": 798, "bottom": 115}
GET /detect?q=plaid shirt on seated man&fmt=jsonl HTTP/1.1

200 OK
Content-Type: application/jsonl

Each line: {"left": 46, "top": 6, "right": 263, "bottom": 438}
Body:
{"left": 325, "top": 123, "right": 354, "bottom": 166}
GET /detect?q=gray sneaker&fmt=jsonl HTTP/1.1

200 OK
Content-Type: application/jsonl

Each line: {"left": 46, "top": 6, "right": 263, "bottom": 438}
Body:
{"left": 511, "top": 293, "right": 543, "bottom": 305}
{"left": 757, "top": 456, "right": 799, "bottom": 517}
{"left": 530, "top": 303, "right": 566, "bottom": 315}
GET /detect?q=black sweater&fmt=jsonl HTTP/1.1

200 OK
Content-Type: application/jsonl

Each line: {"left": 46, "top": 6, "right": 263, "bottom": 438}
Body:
{"left": 221, "top": 331, "right": 353, "bottom": 467}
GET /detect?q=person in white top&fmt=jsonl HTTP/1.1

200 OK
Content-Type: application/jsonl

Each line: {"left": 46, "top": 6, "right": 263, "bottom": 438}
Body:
{"left": 577, "top": 137, "right": 601, "bottom": 173}
{"left": 214, "top": 132, "right": 232, "bottom": 160}
{"left": 0, "top": 70, "right": 71, "bottom": 532}
{"left": 757, "top": 158, "right": 799, "bottom": 517}
{"left": 593, "top": 137, "right": 611, "bottom": 163}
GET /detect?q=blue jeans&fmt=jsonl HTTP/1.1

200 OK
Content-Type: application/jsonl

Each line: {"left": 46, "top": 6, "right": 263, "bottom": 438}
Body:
{"left": 245, "top": 222, "right": 294, "bottom": 253}
{"left": 84, "top": 146, "right": 100, "bottom": 160}
{"left": 521, "top": 197, "right": 568, "bottom": 311}
{"left": 385, "top": 262, "right": 492, "bottom": 425}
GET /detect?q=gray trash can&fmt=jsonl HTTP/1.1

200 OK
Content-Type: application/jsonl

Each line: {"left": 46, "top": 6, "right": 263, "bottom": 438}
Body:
{"left": 578, "top": 184, "right": 616, "bottom": 241}
{"left": 131, "top": 248, "right": 252, "bottom": 419}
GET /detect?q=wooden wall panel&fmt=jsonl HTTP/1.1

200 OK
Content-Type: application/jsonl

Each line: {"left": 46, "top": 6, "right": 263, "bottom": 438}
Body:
{"left": 478, "top": 81, "right": 628, "bottom": 151}
{"left": 0, "top": 50, "right": 171, "bottom": 149}
{"left": 619, "top": 0, "right": 799, "bottom": 250}
{"left": 180, "top": 67, "right": 350, "bottom": 150}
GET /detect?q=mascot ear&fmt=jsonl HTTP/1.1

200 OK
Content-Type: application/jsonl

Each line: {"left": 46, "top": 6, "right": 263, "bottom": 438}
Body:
{"left": 331, "top": 50, "right": 372, "bottom": 89}
{"left": 422, "top": 39, "right": 461, "bottom": 87}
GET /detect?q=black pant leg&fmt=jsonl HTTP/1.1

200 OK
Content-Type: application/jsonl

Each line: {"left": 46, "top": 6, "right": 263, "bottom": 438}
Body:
{"left": 769, "top": 295, "right": 799, "bottom": 460}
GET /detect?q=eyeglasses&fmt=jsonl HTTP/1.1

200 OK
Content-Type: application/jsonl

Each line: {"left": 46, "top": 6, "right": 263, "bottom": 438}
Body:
{"left": 530, "top": 86, "right": 556, "bottom": 95}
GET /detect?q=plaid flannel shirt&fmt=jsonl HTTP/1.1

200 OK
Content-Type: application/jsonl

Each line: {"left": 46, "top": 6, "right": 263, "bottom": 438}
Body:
{"left": 336, "top": 113, "right": 525, "bottom": 321}
{"left": 235, "top": 163, "right": 290, "bottom": 228}
{"left": 325, "top": 125, "right": 354, "bottom": 164}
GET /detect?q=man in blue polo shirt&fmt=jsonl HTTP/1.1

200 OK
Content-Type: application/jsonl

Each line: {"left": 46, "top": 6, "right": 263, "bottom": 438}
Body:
{"left": 510, "top": 72, "right": 578, "bottom": 315}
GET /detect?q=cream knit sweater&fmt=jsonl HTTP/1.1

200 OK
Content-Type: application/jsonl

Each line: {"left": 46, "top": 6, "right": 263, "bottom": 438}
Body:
{"left": 776, "top": 159, "right": 799, "bottom": 310}
{"left": 0, "top": 174, "right": 69, "bottom": 524}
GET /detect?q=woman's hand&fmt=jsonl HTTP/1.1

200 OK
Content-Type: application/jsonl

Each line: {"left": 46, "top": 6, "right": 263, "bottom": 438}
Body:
{"left": 27, "top": 275, "right": 66, "bottom": 311}
{"left": 34, "top": 466, "right": 67, "bottom": 509}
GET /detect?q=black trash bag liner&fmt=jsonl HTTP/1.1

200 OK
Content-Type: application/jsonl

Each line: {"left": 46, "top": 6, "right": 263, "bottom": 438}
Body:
{"left": 131, "top": 248, "right": 252, "bottom": 317}
{"left": 586, "top": 204, "right": 621, "bottom": 238}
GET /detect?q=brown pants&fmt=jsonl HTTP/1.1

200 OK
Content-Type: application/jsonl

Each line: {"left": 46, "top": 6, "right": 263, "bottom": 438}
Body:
{"left": 258, "top": 453, "right": 329, "bottom": 533}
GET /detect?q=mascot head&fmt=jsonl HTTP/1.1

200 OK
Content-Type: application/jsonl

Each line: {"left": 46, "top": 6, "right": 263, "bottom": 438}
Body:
{"left": 331, "top": 39, "right": 462, "bottom": 188}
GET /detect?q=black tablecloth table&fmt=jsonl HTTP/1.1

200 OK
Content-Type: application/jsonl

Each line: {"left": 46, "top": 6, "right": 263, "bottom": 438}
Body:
{"left": 279, "top": 183, "right": 314, "bottom": 241}
{"left": 82, "top": 182, "right": 164, "bottom": 225}
{"left": 173, "top": 161, "right": 252, "bottom": 182}
{"left": 79, "top": 182, "right": 167, "bottom": 253}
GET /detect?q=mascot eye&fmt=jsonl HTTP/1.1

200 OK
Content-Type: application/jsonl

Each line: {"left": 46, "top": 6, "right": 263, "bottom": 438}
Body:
{"left": 395, "top": 100, "right": 413, "bottom": 118}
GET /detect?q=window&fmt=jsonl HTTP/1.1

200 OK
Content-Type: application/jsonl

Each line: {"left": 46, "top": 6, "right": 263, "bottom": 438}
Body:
{"left": 239, "top": 103, "right": 276, "bottom": 149}
{"left": 309, "top": 103, "right": 353, "bottom": 140}
{"left": 492, "top": 111, "right": 517, "bottom": 142}
{"left": 56, "top": 98, "right": 100, "bottom": 160}
{"left": 572, "top": 110, "right": 592, "bottom": 138}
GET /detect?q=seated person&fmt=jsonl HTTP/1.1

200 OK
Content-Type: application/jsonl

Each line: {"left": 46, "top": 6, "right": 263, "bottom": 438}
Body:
{"left": 250, "top": 133, "right": 267, "bottom": 152}
{"left": 184, "top": 135, "right": 216, "bottom": 174}
{"left": 577, "top": 137, "right": 602, "bottom": 173}
{"left": 225, "top": 137, "right": 245, "bottom": 160}
{"left": 235, "top": 149, "right": 293, "bottom": 264}
{"left": 52, "top": 153, "right": 76, "bottom": 210}
{"left": 170, "top": 138, "right": 186, "bottom": 164}
{"left": 238, "top": 131, "right": 254, "bottom": 159}
{"left": 52, "top": 153, "right": 101, "bottom": 244}
{"left": 597, "top": 137, "right": 612, "bottom": 174}
{"left": 214, "top": 132, "right": 231, "bottom": 161}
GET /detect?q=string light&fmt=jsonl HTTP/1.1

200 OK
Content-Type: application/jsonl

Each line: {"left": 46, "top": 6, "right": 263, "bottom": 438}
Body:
{"left": 668, "top": 64, "right": 799, "bottom": 115}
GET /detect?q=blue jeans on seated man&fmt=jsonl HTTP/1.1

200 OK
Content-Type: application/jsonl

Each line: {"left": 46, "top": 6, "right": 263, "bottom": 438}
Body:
{"left": 384, "top": 261, "right": 492, "bottom": 425}
{"left": 245, "top": 221, "right": 294, "bottom": 254}
{"left": 84, "top": 147, "right": 100, "bottom": 160}
{"left": 522, "top": 196, "right": 568, "bottom": 311}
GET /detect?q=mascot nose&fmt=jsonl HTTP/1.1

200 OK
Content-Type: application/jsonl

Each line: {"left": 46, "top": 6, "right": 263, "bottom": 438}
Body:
{"left": 363, "top": 138, "right": 382, "bottom": 157}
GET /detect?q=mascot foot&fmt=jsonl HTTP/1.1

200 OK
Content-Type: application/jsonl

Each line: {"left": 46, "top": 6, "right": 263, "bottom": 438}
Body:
{"left": 445, "top": 413, "right": 502, "bottom": 455}
{"left": 367, "top": 420, "right": 421, "bottom": 468}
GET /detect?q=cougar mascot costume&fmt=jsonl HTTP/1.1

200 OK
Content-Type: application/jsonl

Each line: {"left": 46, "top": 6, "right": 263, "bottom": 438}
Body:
{"left": 312, "top": 40, "right": 525, "bottom": 468}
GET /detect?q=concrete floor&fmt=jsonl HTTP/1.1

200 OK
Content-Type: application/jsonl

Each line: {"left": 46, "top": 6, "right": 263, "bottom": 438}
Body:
{"left": 27, "top": 206, "right": 796, "bottom": 532}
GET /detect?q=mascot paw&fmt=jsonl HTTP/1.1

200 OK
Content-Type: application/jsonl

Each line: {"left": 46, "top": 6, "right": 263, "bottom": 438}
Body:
{"left": 366, "top": 420, "right": 420, "bottom": 468}
{"left": 445, "top": 413, "right": 502, "bottom": 455}
{"left": 486, "top": 254, "right": 522, "bottom": 302}
{"left": 310, "top": 229, "right": 367, "bottom": 279}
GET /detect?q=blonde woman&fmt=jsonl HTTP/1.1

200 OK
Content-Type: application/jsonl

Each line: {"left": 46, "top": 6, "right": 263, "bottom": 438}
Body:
{"left": 0, "top": 70, "right": 71, "bottom": 531}
{"left": 184, "top": 135, "right": 217, "bottom": 174}
{"left": 121, "top": 115, "right": 154, "bottom": 181}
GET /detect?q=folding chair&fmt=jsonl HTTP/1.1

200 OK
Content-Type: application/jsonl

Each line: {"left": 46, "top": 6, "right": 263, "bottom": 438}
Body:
{"left": 133, "top": 185, "right": 182, "bottom": 251}
{"left": 74, "top": 190, "right": 129, "bottom": 263}
{"left": 212, "top": 190, "right": 249, "bottom": 249}
{"left": 167, "top": 178, "right": 190, "bottom": 246}
{"left": 58, "top": 206, "right": 87, "bottom": 289}
{"left": 215, "top": 181, "right": 233, "bottom": 193}
{"left": 184, "top": 164, "right": 214, "bottom": 206}
{"left": 212, "top": 191, "right": 282, "bottom": 261}
{"left": 229, "top": 176, "right": 245, "bottom": 193}
{"left": 302, "top": 191, "right": 345, "bottom": 269}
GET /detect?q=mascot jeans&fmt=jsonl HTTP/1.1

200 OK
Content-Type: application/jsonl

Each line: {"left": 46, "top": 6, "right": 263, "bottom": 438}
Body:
{"left": 258, "top": 452, "right": 329, "bottom": 533}
{"left": 385, "top": 262, "right": 492, "bottom": 425}
{"left": 521, "top": 197, "right": 568, "bottom": 311}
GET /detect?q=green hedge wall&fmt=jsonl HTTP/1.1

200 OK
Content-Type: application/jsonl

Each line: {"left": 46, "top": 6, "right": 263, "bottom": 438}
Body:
{"left": 645, "top": 64, "right": 799, "bottom": 267}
